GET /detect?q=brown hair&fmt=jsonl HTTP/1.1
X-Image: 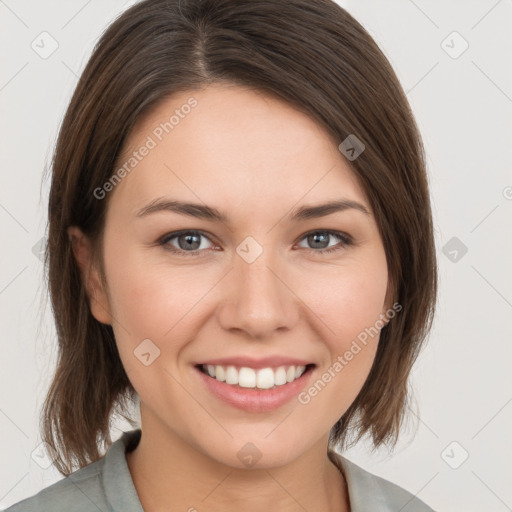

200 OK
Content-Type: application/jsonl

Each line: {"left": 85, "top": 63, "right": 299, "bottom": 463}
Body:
{"left": 42, "top": 0, "right": 437, "bottom": 475}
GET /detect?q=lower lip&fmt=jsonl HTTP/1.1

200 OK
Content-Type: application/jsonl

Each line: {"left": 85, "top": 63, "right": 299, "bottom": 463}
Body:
{"left": 195, "top": 366, "right": 314, "bottom": 413}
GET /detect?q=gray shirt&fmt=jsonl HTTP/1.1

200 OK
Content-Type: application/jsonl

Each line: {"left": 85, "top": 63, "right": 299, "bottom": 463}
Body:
{"left": 5, "top": 429, "right": 436, "bottom": 511}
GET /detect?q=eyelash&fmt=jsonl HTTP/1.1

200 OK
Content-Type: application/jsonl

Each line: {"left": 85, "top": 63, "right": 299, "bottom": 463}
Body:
{"left": 157, "top": 229, "right": 353, "bottom": 257}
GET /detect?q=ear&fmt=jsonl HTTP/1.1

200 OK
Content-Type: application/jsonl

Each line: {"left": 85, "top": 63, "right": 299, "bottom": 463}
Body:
{"left": 67, "top": 226, "right": 112, "bottom": 325}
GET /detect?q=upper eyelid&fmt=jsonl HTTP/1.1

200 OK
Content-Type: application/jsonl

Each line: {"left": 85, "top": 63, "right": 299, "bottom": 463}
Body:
{"left": 160, "top": 229, "right": 217, "bottom": 245}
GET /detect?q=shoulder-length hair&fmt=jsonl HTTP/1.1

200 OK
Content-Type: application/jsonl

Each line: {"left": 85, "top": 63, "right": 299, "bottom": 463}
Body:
{"left": 42, "top": 0, "right": 437, "bottom": 475}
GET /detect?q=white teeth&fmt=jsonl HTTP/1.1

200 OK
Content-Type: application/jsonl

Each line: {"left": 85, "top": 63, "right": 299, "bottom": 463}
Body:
{"left": 295, "top": 366, "right": 306, "bottom": 379}
{"left": 201, "top": 364, "right": 308, "bottom": 389}
{"left": 238, "top": 367, "right": 256, "bottom": 388}
{"left": 274, "top": 366, "right": 287, "bottom": 386}
{"left": 225, "top": 365, "right": 239, "bottom": 385}
{"left": 215, "top": 365, "right": 225, "bottom": 382}
{"left": 256, "top": 368, "right": 274, "bottom": 389}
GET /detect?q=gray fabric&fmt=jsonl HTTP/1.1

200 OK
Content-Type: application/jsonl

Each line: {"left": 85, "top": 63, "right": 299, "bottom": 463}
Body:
{"left": 328, "top": 451, "right": 436, "bottom": 511}
{"left": 5, "top": 429, "right": 436, "bottom": 511}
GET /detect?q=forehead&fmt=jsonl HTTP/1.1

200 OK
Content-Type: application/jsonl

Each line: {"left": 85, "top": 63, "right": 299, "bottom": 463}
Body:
{"left": 110, "top": 84, "right": 368, "bottom": 218}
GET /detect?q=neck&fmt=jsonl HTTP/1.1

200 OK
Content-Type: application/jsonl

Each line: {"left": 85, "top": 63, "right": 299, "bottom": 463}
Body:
{"left": 126, "top": 414, "right": 350, "bottom": 512}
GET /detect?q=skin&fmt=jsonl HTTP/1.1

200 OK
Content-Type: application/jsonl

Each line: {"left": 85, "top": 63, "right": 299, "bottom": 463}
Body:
{"left": 69, "top": 83, "right": 391, "bottom": 512}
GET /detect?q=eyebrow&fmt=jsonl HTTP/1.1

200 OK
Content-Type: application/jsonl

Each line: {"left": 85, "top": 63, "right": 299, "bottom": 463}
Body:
{"left": 135, "top": 198, "right": 370, "bottom": 223}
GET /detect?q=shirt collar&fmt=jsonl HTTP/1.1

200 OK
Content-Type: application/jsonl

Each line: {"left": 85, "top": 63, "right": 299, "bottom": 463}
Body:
{"left": 328, "top": 448, "right": 389, "bottom": 511}
{"left": 102, "top": 429, "right": 144, "bottom": 512}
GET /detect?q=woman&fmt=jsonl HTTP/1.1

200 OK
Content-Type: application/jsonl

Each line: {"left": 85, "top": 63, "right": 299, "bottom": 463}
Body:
{"left": 6, "top": 0, "right": 438, "bottom": 510}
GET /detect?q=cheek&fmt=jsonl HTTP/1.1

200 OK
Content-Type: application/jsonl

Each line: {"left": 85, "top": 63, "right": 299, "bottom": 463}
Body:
{"left": 102, "top": 251, "right": 206, "bottom": 408}
{"left": 104, "top": 244, "right": 205, "bottom": 336}
{"left": 99, "top": 234, "right": 196, "bottom": 379}
{"left": 297, "top": 253, "right": 388, "bottom": 407}
{"left": 307, "top": 253, "right": 389, "bottom": 344}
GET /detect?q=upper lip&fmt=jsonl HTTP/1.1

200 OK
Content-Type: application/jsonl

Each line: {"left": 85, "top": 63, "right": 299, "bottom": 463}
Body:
{"left": 196, "top": 356, "right": 314, "bottom": 369}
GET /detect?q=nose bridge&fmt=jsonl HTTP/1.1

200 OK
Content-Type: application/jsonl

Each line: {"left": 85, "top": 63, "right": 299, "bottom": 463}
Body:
{"left": 236, "top": 237, "right": 285, "bottom": 314}
{"left": 218, "top": 235, "right": 299, "bottom": 338}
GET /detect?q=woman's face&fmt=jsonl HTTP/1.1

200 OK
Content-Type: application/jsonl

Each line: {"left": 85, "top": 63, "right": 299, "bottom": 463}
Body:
{"left": 84, "top": 83, "right": 390, "bottom": 468}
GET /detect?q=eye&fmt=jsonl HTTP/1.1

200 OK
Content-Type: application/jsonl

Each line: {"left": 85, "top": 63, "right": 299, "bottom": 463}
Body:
{"left": 159, "top": 230, "right": 216, "bottom": 257}
{"left": 296, "top": 230, "right": 353, "bottom": 255}
{"left": 158, "top": 229, "right": 353, "bottom": 257}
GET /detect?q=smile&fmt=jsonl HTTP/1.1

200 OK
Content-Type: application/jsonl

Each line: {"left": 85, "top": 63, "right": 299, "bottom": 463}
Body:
{"left": 195, "top": 361, "right": 316, "bottom": 412}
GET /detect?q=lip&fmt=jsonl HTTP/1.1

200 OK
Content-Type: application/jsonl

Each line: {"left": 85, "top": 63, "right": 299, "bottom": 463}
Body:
{"left": 194, "top": 363, "right": 315, "bottom": 413}
{"left": 196, "top": 356, "right": 313, "bottom": 369}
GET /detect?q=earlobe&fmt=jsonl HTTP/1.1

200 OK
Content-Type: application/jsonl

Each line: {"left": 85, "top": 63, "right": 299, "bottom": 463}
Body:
{"left": 67, "top": 226, "right": 112, "bottom": 325}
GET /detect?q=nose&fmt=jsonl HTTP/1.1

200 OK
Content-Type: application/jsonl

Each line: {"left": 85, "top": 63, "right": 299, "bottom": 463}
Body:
{"left": 217, "top": 245, "right": 300, "bottom": 340}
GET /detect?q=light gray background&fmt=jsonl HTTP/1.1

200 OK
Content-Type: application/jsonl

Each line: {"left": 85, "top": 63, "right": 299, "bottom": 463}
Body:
{"left": 1, "top": 1, "right": 511, "bottom": 510}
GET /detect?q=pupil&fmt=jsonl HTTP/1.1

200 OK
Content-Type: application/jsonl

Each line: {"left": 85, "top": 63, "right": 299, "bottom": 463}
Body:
{"left": 181, "top": 233, "right": 200, "bottom": 250}
{"left": 310, "top": 233, "right": 328, "bottom": 249}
